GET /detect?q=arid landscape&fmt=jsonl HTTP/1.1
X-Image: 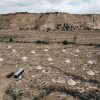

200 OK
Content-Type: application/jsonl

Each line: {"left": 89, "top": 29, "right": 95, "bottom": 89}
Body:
{"left": 0, "top": 12, "right": 100, "bottom": 100}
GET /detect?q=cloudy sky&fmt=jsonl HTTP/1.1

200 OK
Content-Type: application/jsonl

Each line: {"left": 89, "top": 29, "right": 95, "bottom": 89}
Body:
{"left": 0, "top": 0, "right": 100, "bottom": 14}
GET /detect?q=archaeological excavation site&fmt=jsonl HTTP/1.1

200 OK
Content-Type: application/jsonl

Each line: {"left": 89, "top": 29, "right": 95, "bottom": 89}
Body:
{"left": 0, "top": 12, "right": 100, "bottom": 100}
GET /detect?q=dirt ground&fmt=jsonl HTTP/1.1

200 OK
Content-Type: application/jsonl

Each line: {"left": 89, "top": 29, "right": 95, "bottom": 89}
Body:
{"left": 0, "top": 30, "right": 100, "bottom": 100}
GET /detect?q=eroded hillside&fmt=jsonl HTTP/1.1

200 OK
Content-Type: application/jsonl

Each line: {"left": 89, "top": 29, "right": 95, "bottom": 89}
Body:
{"left": 0, "top": 12, "right": 100, "bottom": 31}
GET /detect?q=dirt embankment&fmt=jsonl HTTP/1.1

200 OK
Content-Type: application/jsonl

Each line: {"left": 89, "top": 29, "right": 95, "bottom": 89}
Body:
{"left": 0, "top": 12, "right": 100, "bottom": 31}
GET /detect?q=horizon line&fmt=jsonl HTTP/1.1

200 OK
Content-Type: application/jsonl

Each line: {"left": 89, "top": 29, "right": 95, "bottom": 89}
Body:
{"left": 0, "top": 11, "right": 99, "bottom": 15}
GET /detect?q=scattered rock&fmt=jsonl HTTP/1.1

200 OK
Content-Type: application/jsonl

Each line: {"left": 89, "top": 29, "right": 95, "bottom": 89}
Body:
{"left": 67, "top": 79, "right": 76, "bottom": 86}
{"left": 62, "top": 49, "right": 66, "bottom": 53}
{"left": 19, "top": 75, "right": 23, "bottom": 79}
{"left": 31, "top": 75, "right": 36, "bottom": 78}
{"left": 44, "top": 49, "right": 48, "bottom": 52}
{"left": 42, "top": 69, "right": 49, "bottom": 74}
{"left": 12, "top": 49, "right": 16, "bottom": 53}
{"left": 51, "top": 78, "right": 65, "bottom": 84}
{"left": 0, "top": 58, "right": 4, "bottom": 62}
{"left": 36, "top": 65, "right": 43, "bottom": 70}
{"left": 47, "top": 57, "right": 53, "bottom": 61}
{"left": 75, "top": 49, "right": 80, "bottom": 53}
{"left": 8, "top": 45, "right": 12, "bottom": 49}
{"left": 31, "top": 50, "right": 36, "bottom": 54}
{"left": 87, "top": 70, "right": 95, "bottom": 76}
{"left": 65, "top": 59, "right": 71, "bottom": 64}
{"left": 22, "top": 56, "right": 27, "bottom": 62}
{"left": 87, "top": 60, "right": 94, "bottom": 64}
{"left": 71, "top": 67, "right": 76, "bottom": 71}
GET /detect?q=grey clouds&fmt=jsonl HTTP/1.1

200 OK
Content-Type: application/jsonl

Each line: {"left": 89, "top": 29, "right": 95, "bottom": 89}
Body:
{"left": 0, "top": 0, "right": 100, "bottom": 14}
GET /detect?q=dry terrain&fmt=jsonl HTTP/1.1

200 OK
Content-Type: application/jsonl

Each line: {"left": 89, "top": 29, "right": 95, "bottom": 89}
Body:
{"left": 0, "top": 30, "right": 100, "bottom": 100}
{"left": 0, "top": 12, "right": 100, "bottom": 31}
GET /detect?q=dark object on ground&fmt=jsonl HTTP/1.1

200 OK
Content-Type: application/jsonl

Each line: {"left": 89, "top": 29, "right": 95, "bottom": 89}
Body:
{"left": 95, "top": 44, "right": 100, "bottom": 48}
{"left": 35, "top": 40, "right": 49, "bottom": 44}
{"left": 7, "top": 72, "right": 14, "bottom": 78}
{"left": 63, "top": 40, "right": 69, "bottom": 45}
{"left": 63, "top": 40, "right": 74, "bottom": 45}
{"left": 9, "top": 38, "right": 13, "bottom": 42}
{"left": 14, "top": 68, "right": 24, "bottom": 78}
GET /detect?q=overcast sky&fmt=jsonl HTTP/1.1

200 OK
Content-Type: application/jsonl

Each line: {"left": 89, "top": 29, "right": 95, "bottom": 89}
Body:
{"left": 0, "top": 0, "right": 100, "bottom": 14}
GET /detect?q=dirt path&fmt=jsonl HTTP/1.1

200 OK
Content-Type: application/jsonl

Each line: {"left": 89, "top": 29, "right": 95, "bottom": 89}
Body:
{"left": 0, "top": 78, "right": 11, "bottom": 100}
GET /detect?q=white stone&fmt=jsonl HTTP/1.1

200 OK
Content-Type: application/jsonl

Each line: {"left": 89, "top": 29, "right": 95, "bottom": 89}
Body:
{"left": 22, "top": 56, "right": 27, "bottom": 62}
{"left": 50, "top": 63, "right": 54, "bottom": 65}
{"left": 52, "top": 79, "right": 57, "bottom": 83}
{"left": 51, "top": 78, "right": 65, "bottom": 84}
{"left": 75, "top": 49, "right": 80, "bottom": 53}
{"left": 44, "top": 49, "right": 48, "bottom": 52}
{"left": 41, "top": 69, "right": 49, "bottom": 74}
{"left": 31, "top": 75, "right": 36, "bottom": 78}
{"left": 65, "top": 59, "right": 71, "bottom": 64}
{"left": 31, "top": 50, "right": 36, "bottom": 54}
{"left": 62, "top": 49, "right": 66, "bottom": 53}
{"left": 48, "top": 57, "right": 53, "bottom": 61}
{"left": 74, "top": 54, "right": 79, "bottom": 57}
{"left": 12, "top": 49, "right": 16, "bottom": 53}
{"left": 82, "top": 67, "right": 86, "bottom": 70}
{"left": 57, "top": 79, "right": 65, "bottom": 84}
{"left": 8, "top": 45, "right": 12, "bottom": 49}
{"left": 71, "top": 67, "right": 76, "bottom": 70}
{"left": 88, "top": 86, "right": 97, "bottom": 89}
{"left": 87, "top": 70, "right": 95, "bottom": 76}
{"left": 87, "top": 60, "right": 94, "bottom": 64}
{"left": 36, "top": 65, "right": 43, "bottom": 70}
{"left": 67, "top": 79, "right": 76, "bottom": 86}
{"left": 0, "top": 58, "right": 4, "bottom": 62}
{"left": 19, "top": 75, "right": 22, "bottom": 79}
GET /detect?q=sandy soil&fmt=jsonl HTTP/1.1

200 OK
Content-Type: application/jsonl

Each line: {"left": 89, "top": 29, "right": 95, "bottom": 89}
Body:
{"left": 0, "top": 78, "right": 11, "bottom": 99}
{"left": 0, "top": 30, "right": 100, "bottom": 100}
